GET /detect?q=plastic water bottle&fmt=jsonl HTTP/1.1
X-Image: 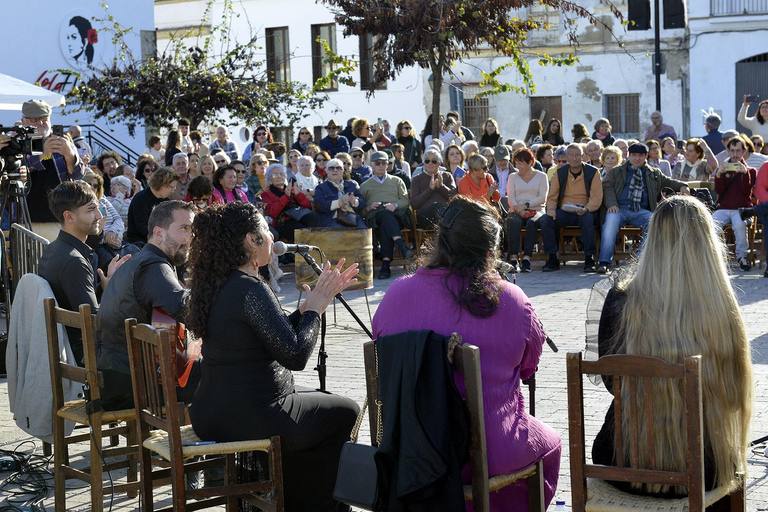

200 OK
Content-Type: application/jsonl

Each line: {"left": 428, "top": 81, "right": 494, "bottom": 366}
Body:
{"left": 552, "top": 499, "right": 568, "bottom": 511}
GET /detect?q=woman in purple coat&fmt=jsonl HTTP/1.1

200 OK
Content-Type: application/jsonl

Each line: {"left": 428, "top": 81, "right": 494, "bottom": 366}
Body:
{"left": 372, "top": 195, "right": 561, "bottom": 511}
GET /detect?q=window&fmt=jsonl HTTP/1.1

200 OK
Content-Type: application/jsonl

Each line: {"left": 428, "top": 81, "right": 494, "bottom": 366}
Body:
{"left": 457, "top": 85, "right": 489, "bottom": 138}
{"left": 312, "top": 24, "right": 337, "bottom": 91}
{"left": 271, "top": 127, "right": 294, "bottom": 148}
{"left": 529, "top": 96, "right": 562, "bottom": 126}
{"left": 604, "top": 94, "right": 640, "bottom": 135}
{"left": 359, "top": 33, "right": 386, "bottom": 91}
{"left": 266, "top": 27, "right": 291, "bottom": 83}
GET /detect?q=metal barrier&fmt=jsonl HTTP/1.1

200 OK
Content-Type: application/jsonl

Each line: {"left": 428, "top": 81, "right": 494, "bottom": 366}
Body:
{"left": 9, "top": 223, "right": 49, "bottom": 304}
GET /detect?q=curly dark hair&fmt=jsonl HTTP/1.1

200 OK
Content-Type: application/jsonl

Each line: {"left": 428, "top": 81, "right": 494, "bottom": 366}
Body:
{"left": 424, "top": 195, "right": 503, "bottom": 318}
{"left": 186, "top": 201, "right": 264, "bottom": 338}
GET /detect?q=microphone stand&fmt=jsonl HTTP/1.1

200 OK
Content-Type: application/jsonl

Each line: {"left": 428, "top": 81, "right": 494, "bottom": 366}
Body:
{"left": 297, "top": 250, "right": 373, "bottom": 391}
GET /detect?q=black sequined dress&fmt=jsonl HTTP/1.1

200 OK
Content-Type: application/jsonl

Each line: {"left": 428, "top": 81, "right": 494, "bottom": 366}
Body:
{"left": 190, "top": 270, "right": 359, "bottom": 512}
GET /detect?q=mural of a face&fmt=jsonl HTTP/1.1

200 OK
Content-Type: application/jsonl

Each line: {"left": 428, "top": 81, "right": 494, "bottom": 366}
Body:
{"left": 61, "top": 13, "right": 98, "bottom": 70}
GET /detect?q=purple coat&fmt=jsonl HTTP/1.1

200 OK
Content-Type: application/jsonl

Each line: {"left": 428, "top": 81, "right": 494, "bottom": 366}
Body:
{"left": 372, "top": 267, "right": 561, "bottom": 511}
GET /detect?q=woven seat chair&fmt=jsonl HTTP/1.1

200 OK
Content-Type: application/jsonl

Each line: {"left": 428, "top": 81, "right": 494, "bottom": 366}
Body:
{"left": 363, "top": 337, "right": 545, "bottom": 512}
{"left": 566, "top": 351, "right": 745, "bottom": 512}
{"left": 44, "top": 298, "right": 139, "bottom": 512}
{"left": 125, "top": 319, "right": 284, "bottom": 512}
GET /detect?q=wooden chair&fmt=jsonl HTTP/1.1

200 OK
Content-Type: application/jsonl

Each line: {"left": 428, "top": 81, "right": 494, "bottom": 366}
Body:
{"left": 566, "top": 351, "right": 745, "bottom": 512}
{"left": 611, "top": 226, "right": 644, "bottom": 263}
{"left": 44, "top": 298, "right": 139, "bottom": 512}
{"left": 363, "top": 339, "right": 545, "bottom": 512}
{"left": 125, "top": 319, "right": 284, "bottom": 512}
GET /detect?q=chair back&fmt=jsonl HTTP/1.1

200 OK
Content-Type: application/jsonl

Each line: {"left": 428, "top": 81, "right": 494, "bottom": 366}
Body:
{"left": 124, "top": 319, "right": 184, "bottom": 461}
{"left": 566, "top": 351, "right": 705, "bottom": 511}
{"left": 44, "top": 298, "right": 103, "bottom": 411}
{"left": 363, "top": 338, "right": 490, "bottom": 512}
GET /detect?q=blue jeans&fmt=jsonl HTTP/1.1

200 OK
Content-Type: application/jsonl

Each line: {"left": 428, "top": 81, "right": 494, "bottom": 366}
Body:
{"left": 599, "top": 207, "right": 653, "bottom": 263}
{"left": 755, "top": 202, "right": 768, "bottom": 253}
{"left": 540, "top": 209, "right": 597, "bottom": 256}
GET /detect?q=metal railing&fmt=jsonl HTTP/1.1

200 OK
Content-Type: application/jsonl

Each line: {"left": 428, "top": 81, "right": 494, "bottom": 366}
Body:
{"left": 79, "top": 124, "right": 142, "bottom": 165}
{"left": 10, "top": 223, "right": 49, "bottom": 299}
{"left": 711, "top": 0, "right": 768, "bottom": 15}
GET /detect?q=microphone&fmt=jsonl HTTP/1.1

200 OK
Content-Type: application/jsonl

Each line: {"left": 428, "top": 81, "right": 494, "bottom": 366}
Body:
{"left": 272, "top": 241, "right": 321, "bottom": 256}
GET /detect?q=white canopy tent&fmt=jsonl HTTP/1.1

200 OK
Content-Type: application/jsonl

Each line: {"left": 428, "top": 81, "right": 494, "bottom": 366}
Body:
{"left": 0, "top": 73, "right": 66, "bottom": 111}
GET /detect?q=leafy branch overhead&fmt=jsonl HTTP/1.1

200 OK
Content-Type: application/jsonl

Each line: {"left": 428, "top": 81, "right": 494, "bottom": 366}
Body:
{"left": 320, "top": 0, "right": 624, "bottom": 138}
{"left": 65, "top": 0, "right": 326, "bottom": 136}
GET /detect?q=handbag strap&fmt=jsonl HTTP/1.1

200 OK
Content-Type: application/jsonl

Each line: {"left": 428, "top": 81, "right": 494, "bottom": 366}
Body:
{"left": 350, "top": 341, "right": 383, "bottom": 445}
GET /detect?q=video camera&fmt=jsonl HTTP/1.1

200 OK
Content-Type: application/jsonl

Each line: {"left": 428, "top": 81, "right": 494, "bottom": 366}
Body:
{"left": 0, "top": 126, "right": 42, "bottom": 195}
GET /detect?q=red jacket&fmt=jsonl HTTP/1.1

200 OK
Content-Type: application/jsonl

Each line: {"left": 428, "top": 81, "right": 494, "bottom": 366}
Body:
{"left": 715, "top": 160, "right": 756, "bottom": 210}
{"left": 261, "top": 187, "right": 312, "bottom": 226}
{"left": 755, "top": 162, "right": 768, "bottom": 204}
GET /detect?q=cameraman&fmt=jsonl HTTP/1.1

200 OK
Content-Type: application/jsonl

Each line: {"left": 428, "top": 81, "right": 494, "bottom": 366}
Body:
{"left": 0, "top": 100, "right": 84, "bottom": 241}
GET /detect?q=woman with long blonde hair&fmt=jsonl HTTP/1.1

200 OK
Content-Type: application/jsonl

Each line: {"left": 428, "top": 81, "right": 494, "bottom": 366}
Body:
{"left": 593, "top": 195, "right": 753, "bottom": 497}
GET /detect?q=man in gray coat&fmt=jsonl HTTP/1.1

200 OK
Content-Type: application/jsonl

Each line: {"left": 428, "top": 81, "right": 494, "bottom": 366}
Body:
{"left": 597, "top": 143, "right": 689, "bottom": 273}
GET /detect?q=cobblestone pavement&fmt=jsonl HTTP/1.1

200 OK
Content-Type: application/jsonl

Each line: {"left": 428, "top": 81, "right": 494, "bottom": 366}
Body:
{"left": 1, "top": 261, "right": 766, "bottom": 510}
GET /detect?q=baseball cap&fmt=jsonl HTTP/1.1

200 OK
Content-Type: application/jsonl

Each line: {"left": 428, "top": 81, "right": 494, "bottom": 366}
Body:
{"left": 371, "top": 151, "right": 388, "bottom": 162}
{"left": 722, "top": 129, "right": 739, "bottom": 140}
{"left": 494, "top": 145, "right": 510, "bottom": 161}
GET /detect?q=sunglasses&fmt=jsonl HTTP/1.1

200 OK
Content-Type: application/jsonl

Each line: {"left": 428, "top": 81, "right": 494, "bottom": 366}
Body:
{"left": 256, "top": 132, "right": 267, "bottom": 137}
{"left": 402, "top": 126, "right": 412, "bottom": 130}
{"left": 236, "top": 170, "right": 247, "bottom": 174}
{"left": 327, "top": 165, "right": 343, "bottom": 170}
{"left": 300, "top": 131, "right": 310, "bottom": 135}
{"left": 373, "top": 161, "right": 388, "bottom": 165}
{"left": 215, "top": 159, "right": 227, "bottom": 164}
{"left": 424, "top": 159, "right": 439, "bottom": 164}
{"left": 253, "top": 160, "right": 267, "bottom": 165}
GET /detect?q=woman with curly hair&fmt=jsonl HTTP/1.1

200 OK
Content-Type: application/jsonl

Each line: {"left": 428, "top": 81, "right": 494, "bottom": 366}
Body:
{"left": 242, "top": 125, "right": 274, "bottom": 164}
{"left": 395, "top": 119, "right": 422, "bottom": 167}
{"left": 593, "top": 195, "right": 753, "bottom": 499}
{"left": 187, "top": 201, "right": 360, "bottom": 512}
{"left": 373, "top": 195, "right": 562, "bottom": 510}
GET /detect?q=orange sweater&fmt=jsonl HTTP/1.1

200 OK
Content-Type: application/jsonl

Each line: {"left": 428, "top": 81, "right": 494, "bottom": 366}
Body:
{"left": 458, "top": 174, "right": 502, "bottom": 203}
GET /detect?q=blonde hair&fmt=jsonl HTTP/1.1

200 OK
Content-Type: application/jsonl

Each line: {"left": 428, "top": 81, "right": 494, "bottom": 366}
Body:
{"left": 613, "top": 196, "right": 752, "bottom": 494}
{"left": 197, "top": 154, "right": 216, "bottom": 177}
{"left": 600, "top": 146, "right": 623, "bottom": 166}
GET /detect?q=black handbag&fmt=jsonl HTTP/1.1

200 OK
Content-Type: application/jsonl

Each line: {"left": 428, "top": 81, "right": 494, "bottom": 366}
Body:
{"left": 333, "top": 345, "right": 384, "bottom": 511}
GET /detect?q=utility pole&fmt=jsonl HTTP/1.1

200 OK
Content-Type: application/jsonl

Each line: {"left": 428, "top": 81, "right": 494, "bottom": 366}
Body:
{"left": 654, "top": 0, "right": 661, "bottom": 112}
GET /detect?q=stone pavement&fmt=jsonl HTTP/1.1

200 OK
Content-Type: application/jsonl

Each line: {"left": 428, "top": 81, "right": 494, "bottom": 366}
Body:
{"left": 1, "top": 260, "right": 767, "bottom": 510}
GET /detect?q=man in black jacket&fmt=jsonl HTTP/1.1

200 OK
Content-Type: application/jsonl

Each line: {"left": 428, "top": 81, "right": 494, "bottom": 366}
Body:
{"left": 97, "top": 200, "right": 196, "bottom": 410}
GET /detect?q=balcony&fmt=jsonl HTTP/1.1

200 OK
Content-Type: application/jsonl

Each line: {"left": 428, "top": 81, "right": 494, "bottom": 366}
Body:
{"left": 711, "top": 0, "right": 768, "bottom": 15}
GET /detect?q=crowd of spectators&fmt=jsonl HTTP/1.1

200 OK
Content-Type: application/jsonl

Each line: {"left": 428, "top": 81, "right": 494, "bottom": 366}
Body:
{"left": 69, "top": 98, "right": 768, "bottom": 285}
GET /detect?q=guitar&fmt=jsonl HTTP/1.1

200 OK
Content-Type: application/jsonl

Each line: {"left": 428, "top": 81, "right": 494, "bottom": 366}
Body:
{"left": 151, "top": 308, "right": 201, "bottom": 388}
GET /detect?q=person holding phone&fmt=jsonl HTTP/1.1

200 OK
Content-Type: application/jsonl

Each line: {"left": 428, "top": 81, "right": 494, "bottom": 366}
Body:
{"left": 738, "top": 94, "right": 768, "bottom": 140}
{"left": 0, "top": 100, "right": 84, "bottom": 241}
{"left": 261, "top": 164, "right": 322, "bottom": 242}
{"left": 713, "top": 137, "right": 757, "bottom": 271}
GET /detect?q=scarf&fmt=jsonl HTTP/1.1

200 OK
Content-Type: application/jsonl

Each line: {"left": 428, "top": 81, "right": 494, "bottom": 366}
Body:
{"left": 595, "top": 131, "right": 609, "bottom": 141}
{"left": 297, "top": 140, "right": 311, "bottom": 153}
{"left": 628, "top": 165, "right": 644, "bottom": 212}
{"left": 269, "top": 184, "right": 286, "bottom": 197}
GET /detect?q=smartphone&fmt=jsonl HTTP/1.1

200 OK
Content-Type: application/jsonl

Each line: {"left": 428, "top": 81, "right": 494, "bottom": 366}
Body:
{"left": 52, "top": 125, "right": 64, "bottom": 137}
{"left": 746, "top": 94, "right": 759, "bottom": 103}
{"left": 98, "top": 205, "right": 107, "bottom": 216}
{"left": 377, "top": 118, "right": 383, "bottom": 125}
{"left": 676, "top": 140, "right": 685, "bottom": 150}
{"left": 722, "top": 162, "right": 741, "bottom": 172}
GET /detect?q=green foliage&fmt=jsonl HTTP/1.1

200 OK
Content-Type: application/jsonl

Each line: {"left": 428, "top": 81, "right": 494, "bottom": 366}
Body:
{"left": 320, "top": 0, "right": 624, "bottom": 138}
{"left": 64, "top": 0, "right": 326, "bottom": 136}
{"left": 311, "top": 38, "right": 358, "bottom": 92}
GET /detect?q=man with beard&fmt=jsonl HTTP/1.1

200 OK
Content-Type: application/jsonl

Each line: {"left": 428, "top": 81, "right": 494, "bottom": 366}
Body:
{"left": 38, "top": 181, "right": 130, "bottom": 364}
{"left": 96, "top": 200, "right": 197, "bottom": 410}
